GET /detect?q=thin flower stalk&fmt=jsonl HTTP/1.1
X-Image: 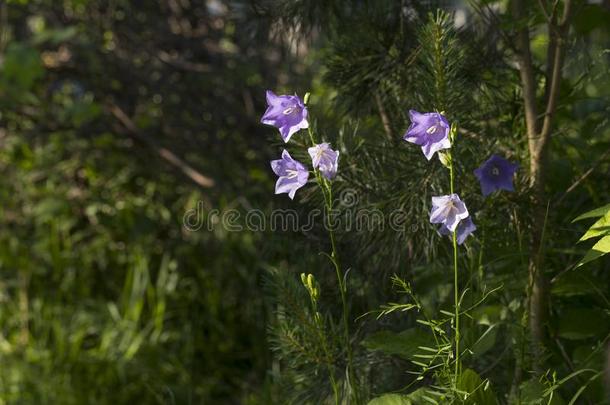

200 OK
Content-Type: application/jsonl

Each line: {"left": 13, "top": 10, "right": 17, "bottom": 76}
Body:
{"left": 307, "top": 124, "right": 355, "bottom": 402}
{"left": 448, "top": 124, "right": 460, "bottom": 382}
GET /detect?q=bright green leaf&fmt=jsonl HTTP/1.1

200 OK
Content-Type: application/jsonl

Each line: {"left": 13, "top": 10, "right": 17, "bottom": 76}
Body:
{"left": 577, "top": 235, "right": 610, "bottom": 267}
{"left": 579, "top": 211, "right": 610, "bottom": 241}
{"left": 572, "top": 203, "right": 610, "bottom": 222}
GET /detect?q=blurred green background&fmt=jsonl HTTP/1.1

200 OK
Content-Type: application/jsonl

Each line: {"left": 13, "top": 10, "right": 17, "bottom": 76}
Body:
{"left": 0, "top": 0, "right": 608, "bottom": 404}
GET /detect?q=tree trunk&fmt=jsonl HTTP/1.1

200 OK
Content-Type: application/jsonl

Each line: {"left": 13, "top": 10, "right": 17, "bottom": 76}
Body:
{"left": 512, "top": 0, "right": 573, "bottom": 373}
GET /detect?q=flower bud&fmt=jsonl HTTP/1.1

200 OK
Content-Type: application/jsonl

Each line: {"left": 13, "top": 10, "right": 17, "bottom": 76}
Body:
{"left": 438, "top": 152, "right": 452, "bottom": 169}
{"left": 304, "top": 92, "right": 311, "bottom": 105}
{"left": 449, "top": 123, "right": 458, "bottom": 143}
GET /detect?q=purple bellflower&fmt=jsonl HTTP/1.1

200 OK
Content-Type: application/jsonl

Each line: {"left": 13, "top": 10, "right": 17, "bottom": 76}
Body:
{"left": 439, "top": 216, "right": 476, "bottom": 245}
{"left": 429, "top": 194, "right": 470, "bottom": 232}
{"left": 270, "top": 150, "right": 309, "bottom": 199}
{"left": 473, "top": 154, "right": 519, "bottom": 196}
{"left": 404, "top": 110, "right": 451, "bottom": 160}
{"left": 308, "top": 143, "right": 339, "bottom": 180}
{"left": 261, "top": 90, "right": 309, "bottom": 143}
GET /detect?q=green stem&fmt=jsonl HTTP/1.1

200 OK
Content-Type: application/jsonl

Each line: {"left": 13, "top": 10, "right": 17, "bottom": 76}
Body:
{"left": 327, "top": 186, "right": 354, "bottom": 395}
{"left": 449, "top": 131, "right": 460, "bottom": 382}
{"left": 452, "top": 228, "right": 459, "bottom": 379}
{"left": 310, "top": 297, "right": 340, "bottom": 405}
{"left": 308, "top": 125, "right": 354, "bottom": 402}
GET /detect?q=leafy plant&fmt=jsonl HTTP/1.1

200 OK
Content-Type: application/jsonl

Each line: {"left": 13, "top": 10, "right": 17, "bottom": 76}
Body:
{"left": 573, "top": 203, "right": 610, "bottom": 266}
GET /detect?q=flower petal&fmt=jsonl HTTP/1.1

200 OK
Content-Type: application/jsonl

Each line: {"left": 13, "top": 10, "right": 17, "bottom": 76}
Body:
{"left": 266, "top": 90, "right": 280, "bottom": 105}
{"left": 456, "top": 217, "right": 476, "bottom": 244}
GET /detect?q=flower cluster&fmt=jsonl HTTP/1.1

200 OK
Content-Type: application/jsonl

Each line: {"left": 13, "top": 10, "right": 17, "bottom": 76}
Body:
{"left": 404, "top": 110, "right": 519, "bottom": 245}
{"left": 262, "top": 91, "right": 339, "bottom": 199}
{"left": 262, "top": 98, "right": 519, "bottom": 243}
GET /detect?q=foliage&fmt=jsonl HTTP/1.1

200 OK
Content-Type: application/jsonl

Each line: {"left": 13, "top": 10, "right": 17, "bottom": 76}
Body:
{"left": 261, "top": 1, "right": 610, "bottom": 404}
{"left": 573, "top": 203, "right": 610, "bottom": 266}
{"left": 0, "top": 0, "right": 608, "bottom": 404}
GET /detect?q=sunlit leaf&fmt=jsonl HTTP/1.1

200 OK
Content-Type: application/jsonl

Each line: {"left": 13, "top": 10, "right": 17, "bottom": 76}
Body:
{"left": 577, "top": 235, "right": 610, "bottom": 267}
{"left": 578, "top": 211, "right": 610, "bottom": 241}
{"left": 572, "top": 203, "right": 610, "bottom": 222}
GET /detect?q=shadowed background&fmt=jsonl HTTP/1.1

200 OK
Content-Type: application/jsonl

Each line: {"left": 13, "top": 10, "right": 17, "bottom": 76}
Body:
{"left": 0, "top": 0, "right": 609, "bottom": 404}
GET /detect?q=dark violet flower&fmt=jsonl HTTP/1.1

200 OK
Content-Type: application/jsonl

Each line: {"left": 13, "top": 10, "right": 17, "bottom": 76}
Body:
{"left": 308, "top": 143, "right": 339, "bottom": 180}
{"left": 403, "top": 110, "right": 451, "bottom": 160}
{"left": 429, "top": 194, "right": 469, "bottom": 232}
{"left": 261, "top": 90, "right": 309, "bottom": 143}
{"left": 439, "top": 216, "right": 476, "bottom": 245}
{"left": 473, "top": 154, "right": 519, "bottom": 196}
{"left": 270, "top": 150, "right": 309, "bottom": 199}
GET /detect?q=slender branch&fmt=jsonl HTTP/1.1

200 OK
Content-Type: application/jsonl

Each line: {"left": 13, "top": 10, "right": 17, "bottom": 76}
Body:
{"left": 469, "top": 0, "right": 520, "bottom": 56}
{"left": 109, "top": 104, "right": 215, "bottom": 188}
{"left": 0, "top": 1, "right": 7, "bottom": 54}
{"left": 554, "top": 337, "right": 595, "bottom": 405}
{"left": 374, "top": 91, "right": 393, "bottom": 140}
{"left": 543, "top": 7, "right": 558, "bottom": 103}
{"left": 157, "top": 50, "right": 211, "bottom": 73}
{"left": 537, "top": 0, "right": 551, "bottom": 21}
{"left": 512, "top": 0, "right": 539, "bottom": 161}
{"left": 537, "top": 0, "right": 574, "bottom": 156}
{"left": 556, "top": 145, "right": 610, "bottom": 205}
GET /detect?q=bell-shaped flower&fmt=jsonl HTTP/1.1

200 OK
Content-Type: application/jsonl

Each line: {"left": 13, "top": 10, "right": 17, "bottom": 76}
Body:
{"left": 439, "top": 216, "right": 476, "bottom": 245}
{"left": 270, "top": 150, "right": 309, "bottom": 199}
{"left": 474, "top": 154, "right": 519, "bottom": 196}
{"left": 403, "top": 110, "right": 451, "bottom": 160}
{"left": 429, "top": 194, "right": 469, "bottom": 232}
{"left": 261, "top": 90, "right": 309, "bottom": 143}
{"left": 308, "top": 143, "right": 339, "bottom": 180}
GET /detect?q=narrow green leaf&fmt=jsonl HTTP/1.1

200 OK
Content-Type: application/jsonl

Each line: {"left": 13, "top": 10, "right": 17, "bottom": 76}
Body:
{"left": 577, "top": 235, "right": 610, "bottom": 267}
{"left": 572, "top": 203, "right": 610, "bottom": 222}
{"left": 578, "top": 211, "right": 610, "bottom": 241}
{"left": 470, "top": 324, "right": 498, "bottom": 358}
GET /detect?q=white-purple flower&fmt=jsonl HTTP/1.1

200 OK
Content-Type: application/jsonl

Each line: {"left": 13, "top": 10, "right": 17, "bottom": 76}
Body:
{"left": 308, "top": 143, "right": 339, "bottom": 180}
{"left": 429, "top": 194, "right": 469, "bottom": 232}
{"left": 473, "top": 154, "right": 519, "bottom": 197}
{"left": 270, "top": 150, "right": 309, "bottom": 199}
{"left": 439, "top": 216, "right": 476, "bottom": 245}
{"left": 403, "top": 110, "right": 451, "bottom": 160}
{"left": 261, "top": 90, "right": 309, "bottom": 143}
